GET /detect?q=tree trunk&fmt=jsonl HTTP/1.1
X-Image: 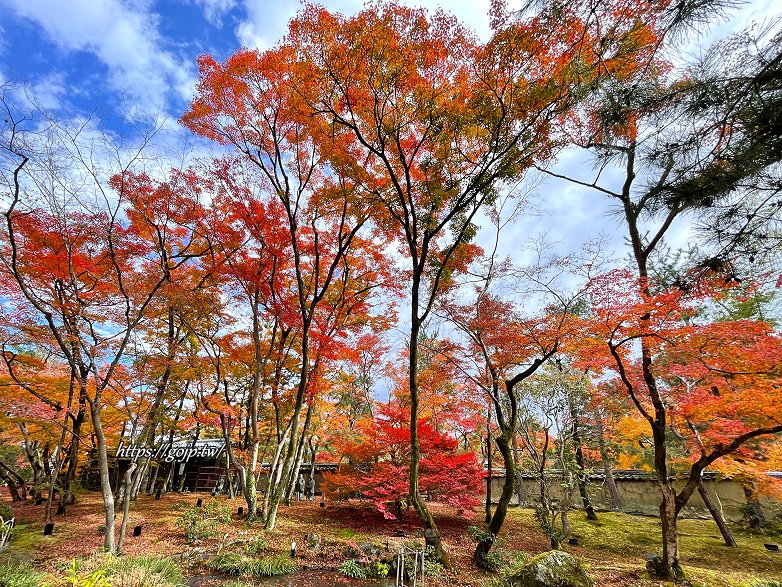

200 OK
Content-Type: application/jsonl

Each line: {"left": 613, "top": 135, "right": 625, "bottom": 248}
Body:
{"left": 117, "top": 462, "right": 137, "bottom": 555}
{"left": 89, "top": 395, "right": 116, "bottom": 553}
{"left": 408, "top": 312, "right": 447, "bottom": 567}
{"left": 45, "top": 446, "right": 66, "bottom": 523}
{"left": 653, "top": 414, "right": 684, "bottom": 581}
{"left": 485, "top": 417, "right": 492, "bottom": 524}
{"left": 60, "top": 386, "right": 88, "bottom": 508}
{"left": 512, "top": 433, "right": 525, "bottom": 506}
{"left": 261, "top": 422, "right": 291, "bottom": 521}
{"left": 284, "top": 405, "right": 312, "bottom": 504}
{"left": 658, "top": 485, "right": 684, "bottom": 581}
{"left": 570, "top": 407, "right": 597, "bottom": 520}
{"left": 0, "top": 461, "right": 26, "bottom": 501}
{"left": 264, "top": 323, "right": 311, "bottom": 531}
{"left": 19, "top": 424, "right": 45, "bottom": 500}
{"left": 595, "top": 410, "right": 621, "bottom": 510}
{"left": 147, "top": 465, "right": 159, "bottom": 494}
{"left": 697, "top": 479, "right": 736, "bottom": 547}
{"left": 473, "top": 433, "right": 515, "bottom": 566}
{"left": 244, "top": 442, "right": 259, "bottom": 518}
{"left": 0, "top": 467, "right": 23, "bottom": 502}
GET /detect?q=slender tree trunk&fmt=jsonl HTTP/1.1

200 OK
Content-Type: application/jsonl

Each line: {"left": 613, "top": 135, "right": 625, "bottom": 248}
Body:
{"left": 42, "top": 444, "right": 51, "bottom": 479}
{"left": 511, "top": 433, "right": 525, "bottom": 506}
{"left": 697, "top": 479, "right": 736, "bottom": 547}
{"left": 485, "top": 410, "right": 492, "bottom": 524}
{"left": 46, "top": 429, "right": 69, "bottom": 523}
{"left": 60, "top": 384, "right": 87, "bottom": 508}
{"left": 117, "top": 462, "right": 137, "bottom": 555}
{"left": 89, "top": 395, "right": 116, "bottom": 553}
{"left": 244, "top": 441, "right": 259, "bottom": 518}
{"left": 147, "top": 465, "right": 159, "bottom": 494}
{"left": 408, "top": 311, "right": 448, "bottom": 567}
{"left": 19, "top": 424, "right": 45, "bottom": 500}
{"left": 284, "top": 405, "right": 312, "bottom": 504}
{"left": 570, "top": 406, "right": 597, "bottom": 520}
{"left": 595, "top": 410, "right": 621, "bottom": 510}
{"left": 264, "top": 320, "right": 311, "bottom": 530}
{"left": 262, "top": 422, "right": 291, "bottom": 521}
{"left": 307, "top": 438, "right": 318, "bottom": 497}
{"left": 130, "top": 459, "right": 149, "bottom": 500}
{"left": 652, "top": 416, "right": 684, "bottom": 581}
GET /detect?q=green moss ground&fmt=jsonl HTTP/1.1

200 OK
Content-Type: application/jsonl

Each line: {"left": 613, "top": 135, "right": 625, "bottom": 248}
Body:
{"left": 503, "top": 510, "right": 782, "bottom": 586}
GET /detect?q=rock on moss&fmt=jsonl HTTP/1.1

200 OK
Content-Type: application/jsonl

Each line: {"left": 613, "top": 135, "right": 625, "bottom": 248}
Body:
{"left": 509, "top": 550, "right": 594, "bottom": 587}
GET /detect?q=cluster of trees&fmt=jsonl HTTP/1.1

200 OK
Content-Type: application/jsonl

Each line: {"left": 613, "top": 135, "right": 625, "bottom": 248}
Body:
{"left": 1, "top": 0, "right": 781, "bottom": 581}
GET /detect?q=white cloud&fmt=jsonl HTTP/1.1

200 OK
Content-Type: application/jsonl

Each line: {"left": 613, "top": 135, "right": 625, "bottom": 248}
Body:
{"left": 0, "top": 0, "right": 196, "bottom": 115}
{"left": 191, "top": 0, "right": 237, "bottom": 28}
{"left": 29, "top": 71, "right": 68, "bottom": 110}
{"left": 0, "top": 22, "right": 7, "bottom": 58}
{"left": 235, "top": 0, "right": 298, "bottom": 50}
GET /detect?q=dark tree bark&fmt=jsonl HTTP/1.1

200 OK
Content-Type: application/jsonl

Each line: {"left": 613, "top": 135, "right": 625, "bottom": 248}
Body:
{"left": 0, "top": 466, "right": 23, "bottom": 502}
{"left": 569, "top": 403, "right": 597, "bottom": 520}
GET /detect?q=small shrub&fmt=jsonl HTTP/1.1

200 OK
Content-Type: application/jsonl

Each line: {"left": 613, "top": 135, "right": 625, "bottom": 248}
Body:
{"left": 476, "top": 549, "right": 503, "bottom": 572}
{"left": 467, "top": 525, "right": 494, "bottom": 543}
{"left": 422, "top": 545, "right": 445, "bottom": 577}
{"left": 210, "top": 552, "right": 247, "bottom": 575}
{"left": 0, "top": 562, "right": 48, "bottom": 587}
{"left": 209, "top": 552, "right": 295, "bottom": 577}
{"left": 175, "top": 499, "right": 231, "bottom": 544}
{"left": 338, "top": 559, "right": 367, "bottom": 579}
{"left": 64, "top": 561, "right": 110, "bottom": 587}
{"left": 370, "top": 561, "right": 390, "bottom": 578}
{"left": 252, "top": 555, "right": 296, "bottom": 577}
{"left": 69, "top": 553, "right": 185, "bottom": 587}
{"left": 0, "top": 501, "right": 13, "bottom": 521}
{"left": 242, "top": 535, "right": 269, "bottom": 555}
{"left": 745, "top": 581, "right": 782, "bottom": 587}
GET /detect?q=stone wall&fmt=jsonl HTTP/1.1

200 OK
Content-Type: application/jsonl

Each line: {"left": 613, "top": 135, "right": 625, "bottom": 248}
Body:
{"left": 489, "top": 474, "right": 782, "bottom": 522}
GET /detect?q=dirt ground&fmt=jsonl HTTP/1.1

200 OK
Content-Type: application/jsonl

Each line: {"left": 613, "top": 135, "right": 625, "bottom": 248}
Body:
{"left": 3, "top": 491, "right": 782, "bottom": 586}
